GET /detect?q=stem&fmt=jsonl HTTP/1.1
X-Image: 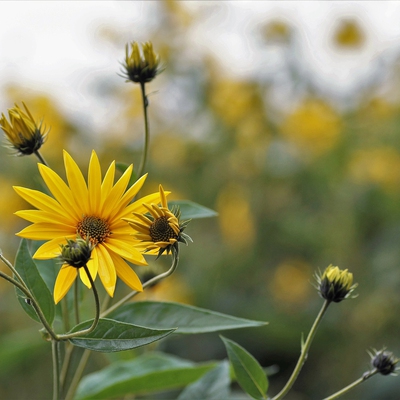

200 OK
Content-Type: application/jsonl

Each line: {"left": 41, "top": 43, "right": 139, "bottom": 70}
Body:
{"left": 0, "top": 269, "right": 58, "bottom": 340}
{"left": 60, "top": 343, "right": 74, "bottom": 391}
{"left": 64, "top": 349, "right": 91, "bottom": 400}
{"left": 137, "top": 81, "right": 149, "bottom": 178}
{"left": 0, "top": 253, "right": 29, "bottom": 290}
{"left": 323, "top": 369, "right": 378, "bottom": 400}
{"left": 34, "top": 149, "right": 48, "bottom": 166}
{"left": 101, "top": 248, "right": 179, "bottom": 318}
{"left": 52, "top": 339, "right": 60, "bottom": 400}
{"left": 57, "top": 264, "right": 100, "bottom": 340}
{"left": 61, "top": 298, "right": 70, "bottom": 333}
{"left": 272, "top": 300, "right": 331, "bottom": 400}
{"left": 74, "top": 279, "right": 80, "bottom": 325}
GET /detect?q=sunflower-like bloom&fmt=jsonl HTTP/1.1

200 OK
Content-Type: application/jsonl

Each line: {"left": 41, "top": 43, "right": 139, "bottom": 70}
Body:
{"left": 124, "top": 185, "right": 191, "bottom": 258}
{"left": 315, "top": 264, "right": 357, "bottom": 303}
{"left": 14, "top": 150, "right": 162, "bottom": 303}
{"left": 121, "top": 41, "right": 161, "bottom": 84}
{"left": 1, "top": 102, "right": 48, "bottom": 155}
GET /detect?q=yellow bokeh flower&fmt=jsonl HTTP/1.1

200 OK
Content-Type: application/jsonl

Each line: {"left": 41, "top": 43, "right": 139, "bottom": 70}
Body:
{"left": 333, "top": 19, "right": 365, "bottom": 49}
{"left": 124, "top": 185, "right": 191, "bottom": 258}
{"left": 1, "top": 102, "right": 48, "bottom": 156}
{"left": 14, "top": 150, "right": 162, "bottom": 303}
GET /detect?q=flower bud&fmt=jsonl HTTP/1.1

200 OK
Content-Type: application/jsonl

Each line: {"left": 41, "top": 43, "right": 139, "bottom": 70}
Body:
{"left": 0, "top": 102, "right": 48, "bottom": 155}
{"left": 316, "top": 264, "right": 357, "bottom": 303}
{"left": 121, "top": 41, "right": 161, "bottom": 84}
{"left": 370, "top": 349, "right": 398, "bottom": 376}
{"left": 59, "top": 237, "right": 93, "bottom": 269}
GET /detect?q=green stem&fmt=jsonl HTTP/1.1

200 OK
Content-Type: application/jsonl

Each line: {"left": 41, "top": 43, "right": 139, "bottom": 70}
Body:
{"left": 0, "top": 269, "right": 58, "bottom": 340}
{"left": 64, "top": 349, "right": 91, "bottom": 400}
{"left": 74, "top": 279, "right": 80, "bottom": 325}
{"left": 323, "top": 369, "right": 378, "bottom": 400}
{"left": 137, "top": 81, "right": 149, "bottom": 178}
{"left": 57, "top": 264, "right": 100, "bottom": 340}
{"left": 0, "top": 253, "right": 29, "bottom": 290}
{"left": 272, "top": 300, "right": 331, "bottom": 400}
{"left": 60, "top": 343, "right": 74, "bottom": 391}
{"left": 101, "top": 248, "right": 179, "bottom": 318}
{"left": 52, "top": 339, "right": 60, "bottom": 400}
{"left": 34, "top": 149, "right": 48, "bottom": 166}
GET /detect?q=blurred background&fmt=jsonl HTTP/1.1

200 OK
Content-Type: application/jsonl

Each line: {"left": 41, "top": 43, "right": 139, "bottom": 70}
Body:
{"left": 1, "top": 1, "right": 400, "bottom": 399}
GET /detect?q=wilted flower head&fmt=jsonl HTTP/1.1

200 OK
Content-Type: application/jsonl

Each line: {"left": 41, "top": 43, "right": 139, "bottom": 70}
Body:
{"left": 59, "top": 236, "right": 93, "bottom": 269}
{"left": 121, "top": 41, "right": 161, "bottom": 84}
{"left": 369, "top": 349, "right": 399, "bottom": 376}
{"left": 0, "top": 102, "right": 48, "bottom": 155}
{"left": 124, "top": 185, "right": 192, "bottom": 258}
{"left": 315, "top": 265, "right": 357, "bottom": 303}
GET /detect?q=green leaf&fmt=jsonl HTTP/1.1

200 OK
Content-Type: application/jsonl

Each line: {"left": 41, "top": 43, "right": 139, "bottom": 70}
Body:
{"left": 75, "top": 352, "right": 217, "bottom": 400}
{"left": 69, "top": 318, "right": 176, "bottom": 352}
{"left": 221, "top": 336, "right": 268, "bottom": 400}
{"left": 116, "top": 161, "right": 137, "bottom": 187}
{"left": 108, "top": 301, "right": 267, "bottom": 334}
{"left": 14, "top": 239, "right": 55, "bottom": 325}
{"left": 177, "top": 361, "right": 231, "bottom": 400}
{"left": 169, "top": 200, "right": 218, "bottom": 219}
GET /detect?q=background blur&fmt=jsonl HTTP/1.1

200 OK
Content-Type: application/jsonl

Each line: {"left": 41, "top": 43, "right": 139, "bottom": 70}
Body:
{"left": 1, "top": 1, "right": 400, "bottom": 399}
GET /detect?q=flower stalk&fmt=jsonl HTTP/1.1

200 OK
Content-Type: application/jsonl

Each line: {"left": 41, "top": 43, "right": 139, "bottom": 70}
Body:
{"left": 137, "top": 81, "right": 150, "bottom": 178}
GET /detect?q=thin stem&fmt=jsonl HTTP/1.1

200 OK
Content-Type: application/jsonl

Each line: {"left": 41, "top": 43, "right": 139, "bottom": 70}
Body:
{"left": 57, "top": 264, "right": 100, "bottom": 340}
{"left": 61, "top": 298, "right": 70, "bottom": 333}
{"left": 52, "top": 339, "right": 60, "bottom": 400}
{"left": 60, "top": 343, "right": 75, "bottom": 391}
{"left": 34, "top": 149, "right": 48, "bottom": 166}
{"left": 272, "top": 300, "right": 331, "bottom": 400}
{"left": 101, "top": 248, "right": 179, "bottom": 318}
{"left": 137, "top": 81, "right": 149, "bottom": 178}
{"left": 0, "top": 253, "right": 29, "bottom": 290}
{"left": 74, "top": 279, "right": 80, "bottom": 325}
{"left": 0, "top": 269, "right": 58, "bottom": 340}
{"left": 64, "top": 349, "right": 91, "bottom": 400}
{"left": 323, "top": 369, "right": 378, "bottom": 400}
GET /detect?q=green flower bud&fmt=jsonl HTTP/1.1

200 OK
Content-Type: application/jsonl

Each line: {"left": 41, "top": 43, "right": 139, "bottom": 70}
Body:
{"left": 59, "top": 237, "right": 93, "bottom": 269}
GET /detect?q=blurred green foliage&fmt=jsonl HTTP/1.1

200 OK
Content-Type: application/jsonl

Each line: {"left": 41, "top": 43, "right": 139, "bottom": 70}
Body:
{"left": 1, "top": 2, "right": 400, "bottom": 399}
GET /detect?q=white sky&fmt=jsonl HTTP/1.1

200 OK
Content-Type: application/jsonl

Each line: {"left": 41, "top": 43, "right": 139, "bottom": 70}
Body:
{"left": 1, "top": 1, "right": 400, "bottom": 130}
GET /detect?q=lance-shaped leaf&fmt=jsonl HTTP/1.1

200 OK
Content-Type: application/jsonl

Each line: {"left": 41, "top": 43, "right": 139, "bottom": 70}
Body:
{"left": 177, "top": 361, "right": 231, "bottom": 400}
{"left": 68, "top": 318, "right": 175, "bottom": 352}
{"left": 108, "top": 301, "right": 267, "bottom": 334}
{"left": 169, "top": 200, "right": 218, "bottom": 219}
{"left": 221, "top": 336, "right": 268, "bottom": 400}
{"left": 14, "top": 239, "right": 55, "bottom": 325}
{"left": 75, "top": 352, "right": 217, "bottom": 400}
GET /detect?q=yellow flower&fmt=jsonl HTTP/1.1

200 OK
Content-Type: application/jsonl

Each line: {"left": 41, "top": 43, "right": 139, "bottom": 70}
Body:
{"left": 316, "top": 265, "right": 357, "bottom": 303}
{"left": 124, "top": 185, "right": 191, "bottom": 258}
{"left": 14, "top": 150, "right": 162, "bottom": 303}
{"left": 0, "top": 102, "right": 48, "bottom": 155}
{"left": 121, "top": 41, "right": 161, "bottom": 84}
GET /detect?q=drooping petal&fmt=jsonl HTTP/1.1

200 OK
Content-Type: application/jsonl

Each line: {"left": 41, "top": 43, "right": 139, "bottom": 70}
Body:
{"left": 96, "top": 244, "right": 117, "bottom": 297}
{"left": 79, "top": 247, "right": 98, "bottom": 288}
{"left": 103, "top": 237, "right": 147, "bottom": 266}
{"left": 63, "top": 150, "right": 89, "bottom": 215}
{"left": 88, "top": 150, "right": 102, "bottom": 215}
{"left": 34, "top": 236, "right": 75, "bottom": 259}
{"left": 54, "top": 265, "right": 78, "bottom": 304}
{"left": 38, "top": 163, "right": 80, "bottom": 221}
{"left": 110, "top": 252, "right": 143, "bottom": 292}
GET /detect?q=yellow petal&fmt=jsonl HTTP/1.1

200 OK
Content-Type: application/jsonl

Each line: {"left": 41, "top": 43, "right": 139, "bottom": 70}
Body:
{"left": 79, "top": 248, "right": 98, "bottom": 288}
{"left": 54, "top": 265, "right": 78, "bottom": 304}
{"left": 38, "top": 163, "right": 80, "bottom": 221}
{"left": 100, "top": 161, "right": 115, "bottom": 208}
{"left": 16, "top": 223, "right": 75, "bottom": 240}
{"left": 103, "top": 238, "right": 148, "bottom": 266}
{"left": 14, "top": 186, "right": 70, "bottom": 219}
{"left": 111, "top": 252, "right": 143, "bottom": 292}
{"left": 33, "top": 236, "right": 75, "bottom": 259}
{"left": 122, "top": 192, "right": 170, "bottom": 217}
{"left": 96, "top": 244, "right": 117, "bottom": 297}
{"left": 15, "top": 210, "right": 72, "bottom": 225}
{"left": 88, "top": 150, "right": 102, "bottom": 215}
{"left": 63, "top": 150, "right": 89, "bottom": 216}
{"left": 101, "top": 164, "right": 133, "bottom": 219}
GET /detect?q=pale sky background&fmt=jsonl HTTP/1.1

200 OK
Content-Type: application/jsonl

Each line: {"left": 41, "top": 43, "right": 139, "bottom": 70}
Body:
{"left": 1, "top": 1, "right": 400, "bottom": 131}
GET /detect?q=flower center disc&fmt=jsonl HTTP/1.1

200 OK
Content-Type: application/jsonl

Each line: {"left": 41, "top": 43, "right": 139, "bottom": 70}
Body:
{"left": 77, "top": 216, "right": 111, "bottom": 245}
{"left": 150, "top": 216, "right": 177, "bottom": 243}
